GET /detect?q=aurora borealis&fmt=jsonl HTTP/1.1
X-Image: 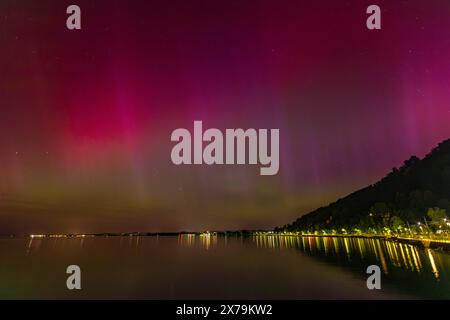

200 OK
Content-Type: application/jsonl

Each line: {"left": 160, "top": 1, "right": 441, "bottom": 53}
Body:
{"left": 1, "top": 0, "right": 450, "bottom": 234}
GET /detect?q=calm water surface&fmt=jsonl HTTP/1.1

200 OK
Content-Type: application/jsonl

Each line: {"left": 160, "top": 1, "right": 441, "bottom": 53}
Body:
{"left": 0, "top": 235, "right": 449, "bottom": 299}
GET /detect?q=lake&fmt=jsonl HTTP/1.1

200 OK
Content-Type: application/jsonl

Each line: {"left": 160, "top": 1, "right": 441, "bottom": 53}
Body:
{"left": 0, "top": 235, "right": 449, "bottom": 299}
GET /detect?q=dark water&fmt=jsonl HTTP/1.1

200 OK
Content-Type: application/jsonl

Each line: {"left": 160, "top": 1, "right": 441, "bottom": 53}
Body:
{"left": 0, "top": 235, "right": 449, "bottom": 299}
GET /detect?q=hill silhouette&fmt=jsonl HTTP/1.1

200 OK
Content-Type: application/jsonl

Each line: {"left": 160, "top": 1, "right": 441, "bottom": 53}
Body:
{"left": 280, "top": 139, "right": 450, "bottom": 232}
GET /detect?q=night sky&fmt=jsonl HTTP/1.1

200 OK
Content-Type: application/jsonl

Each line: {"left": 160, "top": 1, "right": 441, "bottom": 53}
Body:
{"left": 1, "top": 0, "right": 450, "bottom": 234}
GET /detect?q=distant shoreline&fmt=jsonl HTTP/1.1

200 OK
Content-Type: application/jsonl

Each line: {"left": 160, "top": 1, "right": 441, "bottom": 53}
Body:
{"left": 0, "top": 230, "right": 258, "bottom": 238}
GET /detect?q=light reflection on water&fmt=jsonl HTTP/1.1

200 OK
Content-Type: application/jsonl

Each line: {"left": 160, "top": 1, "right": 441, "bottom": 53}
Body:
{"left": 252, "top": 236, "right": 429, "bottom": 275}
{"left": 7, "top": 235, "right": 450, "bottom": 299}
{"left": 252, "top": 235, "right": 450, "bottom": 297}
{"left": 177, "top": 234, "right": 450, "bottom": 298}
{"left": 177, "top": 234, "right": 441, "bottom": 278}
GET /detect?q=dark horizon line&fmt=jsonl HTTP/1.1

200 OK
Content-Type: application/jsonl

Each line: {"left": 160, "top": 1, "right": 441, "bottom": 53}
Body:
{"left": 0, "top": 229, "right": 275, "bottom": 238}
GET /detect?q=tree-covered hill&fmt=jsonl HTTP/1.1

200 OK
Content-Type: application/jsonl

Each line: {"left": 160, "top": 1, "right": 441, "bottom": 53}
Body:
{"left": 280, "top": 139, "right": 450, "bottom": 232}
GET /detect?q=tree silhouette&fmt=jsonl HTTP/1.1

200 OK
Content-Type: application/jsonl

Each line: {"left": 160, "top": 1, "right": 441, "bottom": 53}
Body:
{"left": 281, "top": 138, "right": 450, "bottom": 232}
